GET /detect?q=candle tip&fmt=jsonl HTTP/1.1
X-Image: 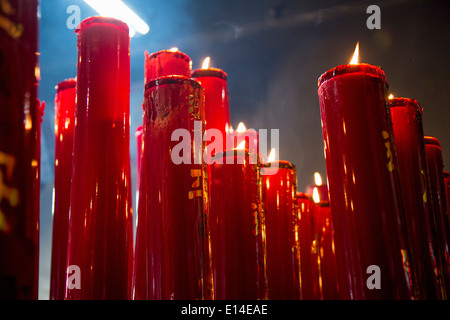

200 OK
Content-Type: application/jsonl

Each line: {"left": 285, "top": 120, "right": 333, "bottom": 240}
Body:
{"left": 268, "top": 148, "right": 276, "bottom": 163}
{"left": 349, "top": 42, "right": 359, "bottom": 65}
{"left": 202, "top": 56, "right": 211, "bottom": 69}
{"left": 314, "top": 172, "right": 323, "bottom": 186}
{"left": 388, "top": 94, "right": 394, "bottom": 100}
{"left": 236, "top": 122, "right": 246, "bottom": 133}
{"left": 169, "top": 47, "right": 179, "bottom": 52}
{"left": 313, "top": 187, "right": 321, "bottom": 203}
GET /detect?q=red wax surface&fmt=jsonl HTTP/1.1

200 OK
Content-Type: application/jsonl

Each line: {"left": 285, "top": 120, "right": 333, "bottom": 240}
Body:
{"left": 424, "top": 136, "right": 450, "bottom": 296}
{"left": 312, "top": 202, "right": 339, "bottom": 299}
{"left": 134, "top": 76, "right": 213, "bottom": 300}
{"left": 318, "top": 63, "right": 415, "bottom": 299}
{"left": 296, "top": 193, "right": 320, "bottom": 299}
{"left": 209, "top": 151, "right": 268, "bottom": 299}
{"left": 50, "top": 79, "right": 76, "bottom": 300}
{"left": 0, "top": 0, "right": 40, "bottom": 300}
{"left": 262, "top": 161, "right": 299, "bottom": 299}
{"left": 135, "top": 125, "right": 143, "bottom": 191}
{"left": 66, "top": 17, "right": 133, "bottom": 300}
{"left": 144, "top": 50, "right": 191, "bottom": 84}
{"left": 192, "top": 68, "right": 231, "bottom": 150}
{"left": 390, "top": 98, "right": 446, "bottom": 299}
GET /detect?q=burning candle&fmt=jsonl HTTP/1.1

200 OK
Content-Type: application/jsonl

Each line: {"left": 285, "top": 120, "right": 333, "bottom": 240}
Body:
{"left": 0, "top": 0, "right": 40, "bottom": 300}
{"left": 229, "top": 122, "right": 259, "bottom": 158}
{"left": 209, "top": 144, "right": 268, "bottom": 299}
{"left": 134, "top": 76, "right": 213, "bottom": 300}
{"left": 317, "top": 43, "right": 416, "bottom": 299}
{"left": 424, "top": 136, "right": 450, "bottom": 296}
{"left": 262, "top": 149, "right": 300, "bottom": 299}
{"left": 311, "top": 187, "right": 339, "bottom": 300}
{"left": 50, "top": 79, "right": 76, "bottom": 300}
{"left": 305, "top": 172, "right": 329, "bottom": 202}
{"left": 192, "top": 57, "right": 231, "bottom": 150}
{"left": 144, "top": 48, "right": 192, "bottom": 84}
{"left": 66, "top": 17, "right": 133, "bottom": 300}
{"left": 296, "top": 193, "right": 320, "bottom": 300}
{"left": 390, "top": 98, "right": 446, "bottom": 299}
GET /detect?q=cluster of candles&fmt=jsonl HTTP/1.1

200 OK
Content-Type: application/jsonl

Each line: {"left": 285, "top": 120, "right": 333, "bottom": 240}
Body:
{"left": 1, "top": 10, "right": 450, "bottom": 300}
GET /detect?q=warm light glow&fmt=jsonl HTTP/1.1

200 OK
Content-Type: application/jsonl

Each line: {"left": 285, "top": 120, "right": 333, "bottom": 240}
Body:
{"left": 314, "top": 172, "right": 323, "bottom": 186}
{"left": 313, "top": 187, "right": 320, "bottom": 203}
{"left": 236, "top": 122, "right": 246, "bottom": 133}
{"left": 202, "top": 56, "right": 210, "bottom": 69}
{"left": 236, "top": 140, "right": 246, "bottom": 150}
{"left": 268, "top": 148, "right": 276, "bottom": 163}
{"left": 349, "top": 42, "right": 359, "bottom": 65}
{"left": 388, "top": 94, "right": 394, "bottom": 100}
{"left": 169, "top": 47, "right": 178, "bottom": 52}
{"left": 83, "top": 0, "right": 150, "bottom": 37}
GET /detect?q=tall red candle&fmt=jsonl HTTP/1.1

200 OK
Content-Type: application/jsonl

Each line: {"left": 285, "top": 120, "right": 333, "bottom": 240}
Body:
{"left": 66, "top": 17, "right": 133, "bottom": 300}
{"left": 135, "top": 125, "right": 143, "bottom": 192}
{"left": 390, "top": 98, "right": 446, "bottom": 299}
{"left": 191, "top": 66, "right": 231, "bottom": 143}
{"left": 209, "top": 150, "right": 268, "bottom": 299}
{"left": 144, "top": 49, "right": 191, "bottom": 84}
{"left": 263, "top": 161, "right": 299, "bottom": 299}
{"left": 318, "top": 62, "right": 415, "bottom": 299}
{"left": 296, "top": 193, "right": 320, "bottom": 300}
{"left": 50, "top": 79, "right": 76, "bottom": 300}
{"left": 312, "top": 197, "right": 339, "bottom": 300}
{"left": 0, "top": 0, "right": 40, "bottom": 300}
{"left": 424, "top": 136, "right": 450, "bottom": 296}
{"left": 134, "top": 76, "right": 213, "bottom": 300}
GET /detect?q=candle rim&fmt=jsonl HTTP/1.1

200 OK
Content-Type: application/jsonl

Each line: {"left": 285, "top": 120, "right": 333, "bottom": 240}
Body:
{"left": 424, "top": 136, "right": 441, "bottom": 147}
{"left": 263, "top": 160, "right": 296, "bottom": 171}
{"left": 191, "top": 68, "right": 227, "bottom": 80}
{"left": 75, "top": 16, "right": 129, "bottom": 34}
{"left": 55, "top": 78, "right": 76, "bottom": 92}
{"left": 389, "top": 97, "right": 423, "bottom": 118}
{"left": 146, "top": 49, "right": 191, "bottom": 63}
{"left": 296, "top": 192, "right": 313, "bottom": 201}
{"left": 318, "top": 63, "right": 387, "bottom": 88}
{"left": 145, "top": 75, "right": 202, "bottom": 91}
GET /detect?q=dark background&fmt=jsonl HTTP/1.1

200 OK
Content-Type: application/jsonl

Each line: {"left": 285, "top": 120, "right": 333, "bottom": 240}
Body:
{"left": 37, "top": 0, "right": 450, "bottom": 298}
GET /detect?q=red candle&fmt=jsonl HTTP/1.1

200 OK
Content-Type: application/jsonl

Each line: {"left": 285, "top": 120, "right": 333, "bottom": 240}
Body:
{"left": 390, "top": 98, "right": 447, "bottom": 299}
{"left": 296, "top": 193, "right": 320, "bottom": 299}
{"left": 0, "top": 0, "right": 40, "bottom": 300}
{"left": 424, "top": 136, "right": 450, "bottom": 296}
{"left": 305, "top": 172, "right": 329, "bottom": 202}
{"left": 144, "top": 49, "right": 191, "bottom": 84}
{"left": 50, "top": 79, "right": 76, "bottom": 300}
{"left": 317, "top": 49, "right": 415, "bottom": 299}
{"left": 263, "top": 161, "right": 300, "bottom": 299}
{"left": 66, "top": 17, "right": 133, "bottom": 300}
{"left": 311, "top": 189, "right": 340, "bottom": 300}
{"left": 134, "top": 76, "right": 213, "bottom": 300}
{"left": 191, "top": 59, "right": 231, "bottom": 146}
{"left": 135, "top": 125, "right": 143, "bottom": 192}
{"left": 209, "top": 150, "right": 268, "bottom": 299}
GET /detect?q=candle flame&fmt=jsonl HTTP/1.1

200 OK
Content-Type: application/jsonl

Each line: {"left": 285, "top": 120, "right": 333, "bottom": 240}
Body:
{"left": 349, "top": 42, "right": 359, "bottom": 65}
{"left": 236, "top": 140, "right": 246, "bottom": 150}
{"left": 236, "top": 122, "right": 246, "bottom": 133}
{"left": 313, "top": 187, "right": 321, "bottom": 203}
{"left": 388, "top": 94, "right": 394, "bottom": 100}
{"left": 314, "top": 172, "right": 323, "bottom": 186}
{"left": 202, "top": 56, "right": 210, "bottom": 69}
{"left": 169, "top": 47, "right": 178, "bottom": 52}
{"left": 268, "top": 148, "right": 276, "bottom": 163}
